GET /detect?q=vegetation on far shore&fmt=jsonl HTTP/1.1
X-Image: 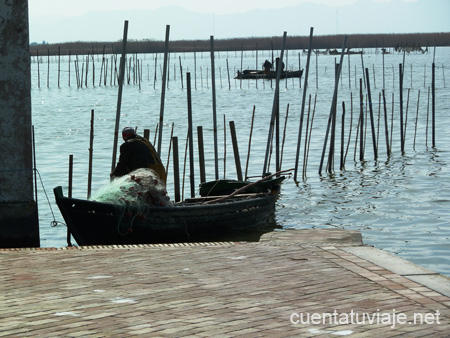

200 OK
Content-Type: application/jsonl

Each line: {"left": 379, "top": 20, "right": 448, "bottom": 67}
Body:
{"left": 29, "top": 32, "right": 450, "bottom": 56}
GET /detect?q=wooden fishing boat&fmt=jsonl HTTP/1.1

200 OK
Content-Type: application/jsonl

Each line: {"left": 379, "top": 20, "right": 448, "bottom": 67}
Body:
{"left": 53, "top": 179, "right": 283, "bottom": 246}
{"left": 199, "top": 176, "right": 285, "bottom": 197}
{"left": 235, "top": 69, "right": 303, "bottom": 80}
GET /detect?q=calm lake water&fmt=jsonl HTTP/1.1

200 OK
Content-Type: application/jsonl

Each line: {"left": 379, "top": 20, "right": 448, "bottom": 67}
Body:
{"left": 31, "top": 46, "right": 449, "bottom": 277}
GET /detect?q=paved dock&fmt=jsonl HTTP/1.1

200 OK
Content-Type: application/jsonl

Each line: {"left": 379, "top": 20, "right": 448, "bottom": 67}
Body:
{"left": 0, "top": 229, "right": 448, "bottom": 337}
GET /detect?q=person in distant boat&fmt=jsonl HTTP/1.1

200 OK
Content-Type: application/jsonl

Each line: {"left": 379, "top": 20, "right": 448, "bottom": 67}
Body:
{"left": 263, "top": 59, "right": 272, "bottom": 73}
{"left": 111, "top": 127, "right": 167, "bottom": 183}
{"left": 275, "top": 57, "right": 285, "bottom": 72}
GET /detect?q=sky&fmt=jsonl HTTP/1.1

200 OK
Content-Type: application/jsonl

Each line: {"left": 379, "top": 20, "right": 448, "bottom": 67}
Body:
{"left": 27, "top": 0, "right": 449, "bottom": 43}
{"left": 28, "top": 0, "right": 388, "bottom": 18}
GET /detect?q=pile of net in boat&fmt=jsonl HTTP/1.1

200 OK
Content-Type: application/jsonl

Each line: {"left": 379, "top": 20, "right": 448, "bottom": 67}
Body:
{"left": 90, "top": 168, "right": 173, "bottom": 208}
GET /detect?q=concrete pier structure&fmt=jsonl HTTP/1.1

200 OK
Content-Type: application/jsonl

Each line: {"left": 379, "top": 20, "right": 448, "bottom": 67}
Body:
{"left": 0, "top": 0, "right": 39, "bottom": 247}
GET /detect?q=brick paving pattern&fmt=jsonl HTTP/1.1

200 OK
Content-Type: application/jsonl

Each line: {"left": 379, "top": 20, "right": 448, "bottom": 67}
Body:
{"left": 0, "top": 230, "right": 448, "bottom": 337}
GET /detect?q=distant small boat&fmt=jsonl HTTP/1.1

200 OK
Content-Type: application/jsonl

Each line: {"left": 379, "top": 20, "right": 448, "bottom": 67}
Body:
{"left": 235, "top": 69, "right": 303, "bottom": 80}
{"left": 328, "top": 49, "right": 363, "bottom": 55}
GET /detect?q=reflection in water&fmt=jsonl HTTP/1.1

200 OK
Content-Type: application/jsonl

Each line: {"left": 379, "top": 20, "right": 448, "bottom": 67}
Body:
{"left": 279, "top": 151, "right": 449, "bottom": 276}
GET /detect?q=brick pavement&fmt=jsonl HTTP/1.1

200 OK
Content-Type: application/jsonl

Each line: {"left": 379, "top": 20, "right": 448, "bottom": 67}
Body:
{"left": 0, "top": 229, "right": 448, "bottom": 337}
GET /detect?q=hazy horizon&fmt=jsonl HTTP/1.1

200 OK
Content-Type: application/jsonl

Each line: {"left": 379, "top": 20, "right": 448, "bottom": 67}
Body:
{"left": 28, "top": 0, "right": 450, "bottom": 44}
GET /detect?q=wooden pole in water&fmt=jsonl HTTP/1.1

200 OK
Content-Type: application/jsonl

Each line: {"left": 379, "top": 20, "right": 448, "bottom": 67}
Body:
{"left": 194, "top": 48, "right": 197, "bottom": 90}
{"left": 382, "top": 89, "right": 391, "bottom": 156}
{"left": 223, "top": 114, "right": 226, "bottom": 178}
{"left": 343, "top": 93, "right": 353, "bottom": 166}
{"left": 186, "top": 73, "right": 195, "bottom": 198}
{"left": 263, "top": 31, "right": 287, "bottom": 176}
{"left": 229, "top": 121, "right": 243, "bottom": 181}
{"left": 210, "top": 36, "right": 219, "bottom": 180}
{"left": 432, "top": 62, "right": 436, "bottom": 148}
{"left": 244, "top": 105, "right": 256, "bottom": 180}
{"left": 153, "top": 54, "right": 157, "bottom": 89}
{"left": 359, "top": 78, "right": 364, "bottom": 161}
{"left": 57, "top": 46, "right": 60, "bottom": 88}
{"left": 111, "top": 20, "right": 128, "bottom": 173}
{"left": 303, "top": 94, "right": 317, "bottom": 179}
{"left": 318, "top": 36, "right": 347, "bottom": 175}
{"left": 80, "top": 63, "right": 84, "bottom": 88}
{"left": 280, "top": 104, "right": 289, "bottom": 169}
{"left": 68, "top": 51, "right": 71, "bottom": 87}
{"left": 326, "top": 63, "right": 339, "bottom": 173}
{"left": 166, "top": 123, "right": 174, "bottom": 177}
{"left": 179, "top": 56, "right": 184, "bottom": 89}
{"left": 197, "top": 126, "right": 206, "bottom": 183}
{"left": 181, "top": 131, "right": 189, "bottom": 201}
{"left": 37, "top": 50, "right": 40, "bottom": 88}
{"left": 67, "top": 155, "right": 73, "bottom": 246}
{"left": 87, "top": 109, "right": 94, "bottom": 199}
{"left": 172, "top": 136, "right": 180, "bottom": 202}
{"left": 157, "top": 25, "right": 170, "bottom": 156}
{"left": 294, "top": 27, "right": 313, "bottom": 181}
{"left": 413, "top": 90, "right": 420, "bottom": 151}
{"left": 240, "top": 44, "right": 243, "bottom": 89}
{"left": 226, "top": 59, "right": 231, "bottom": 90}
{"left": 404, "top": 88, "right": 410, "bottom": 147}
{"left": 47, "top": 49, "right": 50, "bottom": 88}
{"left": 364, "top": 68, "right": 378, "bottom": 160}
{"left": 399, "top": 64, "right": 405, "bottom": 153}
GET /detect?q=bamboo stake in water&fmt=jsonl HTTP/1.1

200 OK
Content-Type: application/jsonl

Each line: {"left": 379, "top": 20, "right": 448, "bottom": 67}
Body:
{"left": 263, "top": 31, "right": 287, "bottom": 176}
{"left": 413, "top": 90, "right": 421, "bottom": 151}
{"left": 382, "top": 89, "right": 391, "bottom": 156}
{"left": 87, "top": 109, "right": 94, "bottom": 199}
{"left": 197, "top": 126, "right": 206, "bottom": 183}
{"left": 343, "top": 92, "right": 353, "bottom": 165}
{"left": 432, "top": 62, "right": 436, "bottom": 147}
{"left": 172, "top": 136, "right": 180, "bottom": 202}
{"left": 47, "top": 49, "right": 50, "bottom": 88}
{"left": 294, "top": 27, "right": 313, "bottom": 181}
{"left": 186, "top": 73, "right": 195, "bottom": 198}
{"left": 399, "top": 64, "right": 405, "bottom": 153}
{"left": 303, "top": 94, "right": 317, "bottom": 180}
{"left": 57, "top": 46, "right": 60, "bottom": 88}
{"left": 166, "top": 123, "right": 174, "bottom": 178}
{"left": 210, "top": 36, "right": 219, "bottom": 180}
{"left": 223, "top": 114, "right": 226, "bottom": 179}
{"left": 359, "top": 78, "right": 364, "bottom": 161}
{"left": 111, "top": 20, "right": 128, "bottom": 173}
{"left": 340, "top": 102, "right": 345, "bottom": 170}
{"left": 179, "top": 56, "right": 184, "bottom": 89}
{"left": 226, "top": 59, "right": 231, "bottom": 90}
{"left": 229, "top": 121, "right": 243, "bottom": 181}
{"left": 403, "top": 88, "right": 411, "bottom": 147}
{"left": 318, "top": 36, "right": 347, "bottom": 175}
{"left": 157, "top": 25, "right": 170, "bottom": 156}
{"left": 426, "top": 86, "right": 430, "bottom": 147}
{"left": 37, "top": 50, "right": 40, "bottom": 88}
{"left": 245, "top": 105, "right": 256, "bottom": 180}
{"left": 364, "top": 68, "right": 378, "bottom": 160}
{"left": 181, "top": 131, "right": 189, "bottom": 201}
{"left": 67, "top": 155, "right": 73, "bottom": 246}
{"left": 280, "top": 104, "right": 289, "bottom": 169}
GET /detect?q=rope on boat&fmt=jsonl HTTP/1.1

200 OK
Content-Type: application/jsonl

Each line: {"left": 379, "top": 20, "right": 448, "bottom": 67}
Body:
{"left": 33, "top": 168, "right": 67, "bottom": 228}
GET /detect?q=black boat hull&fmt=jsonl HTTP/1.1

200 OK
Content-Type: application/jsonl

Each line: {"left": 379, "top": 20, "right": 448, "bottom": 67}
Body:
{"left": 54, "top": 186, "right": 278, "bottom": 246}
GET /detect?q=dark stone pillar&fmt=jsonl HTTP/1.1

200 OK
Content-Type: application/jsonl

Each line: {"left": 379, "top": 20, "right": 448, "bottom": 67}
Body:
{"left": 0, "top": 0, "right": 40, "bottom": 247}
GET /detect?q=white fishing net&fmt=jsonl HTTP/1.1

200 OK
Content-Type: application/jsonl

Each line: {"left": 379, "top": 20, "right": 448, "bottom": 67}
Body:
{"left": 90, "top": 168, "right": 173, "bottom": 207}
